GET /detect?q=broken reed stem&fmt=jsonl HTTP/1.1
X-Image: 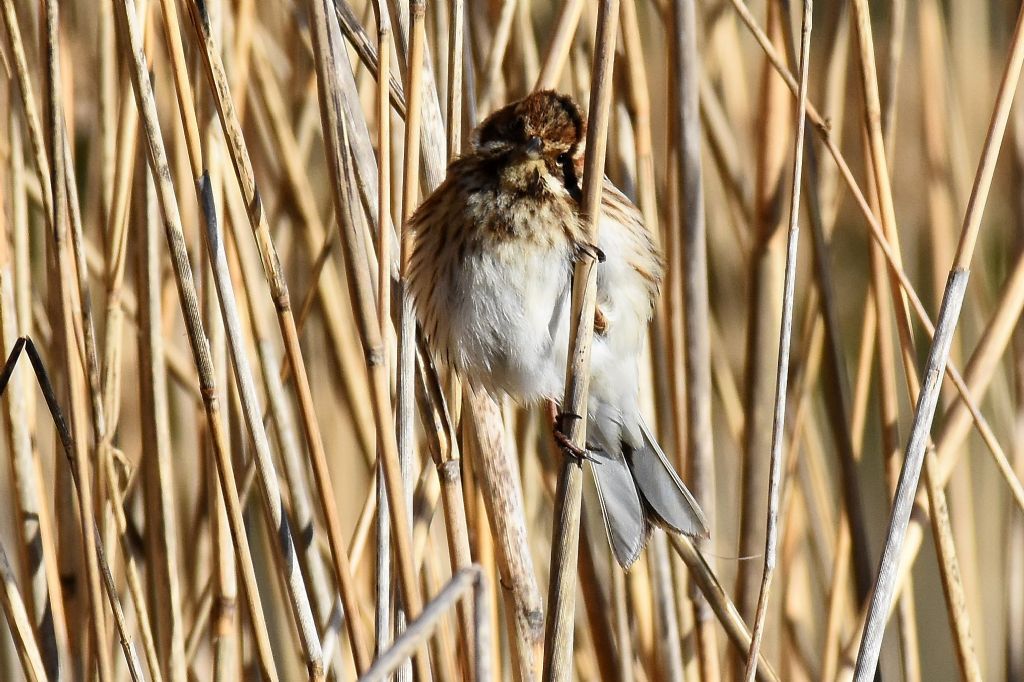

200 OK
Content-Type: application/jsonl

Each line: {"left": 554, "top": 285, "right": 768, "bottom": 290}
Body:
{"left": 743, "top": 2, "right": 811, "bottom": 678}
{"left": 1, "top": 93, "right": 65, "bottom": 679}
{"left": 853, "top": 4, "right": 1024, "bottom": 679}
{"left": 361, "top": 567, "right": 491, "bottom": 682}
{"left": 0, "top": 338, "right": 144, "bottom": 680}
{"left": 541, "top": 1, "right": 619, "bottom": 678}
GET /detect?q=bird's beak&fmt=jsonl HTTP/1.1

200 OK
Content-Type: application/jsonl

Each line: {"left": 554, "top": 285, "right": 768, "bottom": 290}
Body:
{"left": 525, "top": 136, "right": 544, "bottom": 159}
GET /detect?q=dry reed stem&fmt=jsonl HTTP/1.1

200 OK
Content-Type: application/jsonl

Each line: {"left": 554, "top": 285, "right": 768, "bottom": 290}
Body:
{"left": 415, "top": 351, "right": 476, "bottom": 673}
{"left": 846, "top": 34, "right": 946, "bottom": 677}
{"left": 1010, "top": 88, "right": 1024, "bottom": 682}
{"left": 0, "top": 97, "right": 65, "bottom": 679}
{"left": 178, "top": 5, "right": 360, "bottom": 674}
{"left": 0, "top": 2, "right": 1020, "bottom": 679}
{"left": 649, "top": 534, "right": 684, "bottom": 680}
{"left": 135, "top": 164, "right": 187, "bottom": 682}
{"left": 333, "top": 0, "right": 407, "bottom": 114}
{"left": 786, "top": 8, "right": 873, "bottom": 603}
{"left": 0, "top": 338, "right": 144, "bottom": 680}
{"left": 820, "top": 293, "right": 876, "bottom": 681}
{"left": 192, "top": 81, "right": 328, "bottom": 682}
{"left": 698, "top": 69, "right": 754, "bottom": 245}
{"left": 360, "top": 566, "right": 491, "bottom": 682}
{"left": 477, "top": 0, "right": 517, "bottom": 112}
{"left": 41, "top": 2, "right": 110, "bottom": 676}
{"left": 468, "top": 391, "right": 543, "bottom": 680}
{"left": 0, "top": 0, "right": 53, "bottom": 220}
{"left": 0, "top": 538, "right": 47, "bottom": 681}
{"left": 735, "top": 0, "right": 789, "bottom": 628}
{"left": 669, "top": 536, "right": 778, "bottom": 682}
{"left": 850, "top": 1, "right": 917, "bottom": 397}
{"left": 922, "top": 453, "right": 982, "bottom": 681}
{"left": 575, "top": 522, "right": 621, "bottom": 682}
{"left": 446, "top": 0, "right": 464, "bottom": 156}
{"left": 535, "top": 0, "right": 585, "bottom": 90}
{"left": 372, "top": 0, "right": 395, "bottom": 665}
{"left": 54, "top": 18, "right": 167, "bottom": 678}
{"left": 861, "top": 117, "right": 925, "bottom": 682}
{"left": 729, "top": 0, "right": 1024, "bottom": 526}
{"left": 395, "top": 3, "right": 427, "bottom": 678}
{"left": 385, "top": 0, "right": 446, "bottom": 188}
{"left": 403, "top": 4, "right": 548, "bottom": 676}
{"left": 248, "top": 50, "right": 377, "bottom": 462}
{"left": 668, "top": 1, "right": 720, "bottom": 677}
{"left": 111, "top": 1, "right": 281, "bottom": 675}
{"left": 432, "top": 0, "right": 477, "bottom": 669}
{"left": 542, "top": 1, "right": 619, "bottom": 678}
{"left": 306, "top": 3, "right": 430, "bottom": 678}
{"left": 228, "top": 208, "right": 343, "bottom": 673}
{"left": 743, "top": 2, "right": 811, "bottom": 677}
{"left": 854, "top": 3, "right": 1024, "bottom": 678}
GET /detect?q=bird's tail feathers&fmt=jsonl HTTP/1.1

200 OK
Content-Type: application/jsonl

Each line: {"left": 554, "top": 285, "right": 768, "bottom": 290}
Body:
{"left": 627, "top": 419, "right": 709, "bottom": 538}
{"left": 589, "top": 444, "right": 649, "bottom": 570}
{"left": 586, "top": 415, "right": 708, "bottom": 569}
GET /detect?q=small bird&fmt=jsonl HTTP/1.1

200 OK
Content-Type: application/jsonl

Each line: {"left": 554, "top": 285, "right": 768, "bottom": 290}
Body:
{"left": 408, "top": 90, "right": 708, "bottom": 568}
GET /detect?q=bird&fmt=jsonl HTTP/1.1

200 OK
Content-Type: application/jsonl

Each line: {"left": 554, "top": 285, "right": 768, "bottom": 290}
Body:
{"left": 407, "top": 89, "right": 708, "bottom": 569}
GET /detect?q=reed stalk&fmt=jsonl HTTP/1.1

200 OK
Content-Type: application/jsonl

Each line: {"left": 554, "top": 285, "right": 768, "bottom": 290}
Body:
{"left": 0, "top": 3, "right": 1021, "bottom": 679}
{"left": 854, "top": 4, "right": 1024, "bottom": 677}
{"left": 542, "top": 1, "right": 619, "bottom": 678}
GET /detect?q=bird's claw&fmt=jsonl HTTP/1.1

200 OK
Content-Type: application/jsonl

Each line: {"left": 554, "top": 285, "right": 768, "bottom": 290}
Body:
{"left": 580, "top": 243, "right": 606, "bottom": 263}
{"left": 552, "top": 412, "right": 597, "bottom": 463}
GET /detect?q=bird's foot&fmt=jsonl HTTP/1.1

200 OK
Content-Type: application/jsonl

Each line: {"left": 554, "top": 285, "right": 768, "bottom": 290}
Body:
{"left": 578, "top": 242, "right": 606, "bottom": 263}
{"left": 550, "top": 410, "right": 596, "bottom": 463}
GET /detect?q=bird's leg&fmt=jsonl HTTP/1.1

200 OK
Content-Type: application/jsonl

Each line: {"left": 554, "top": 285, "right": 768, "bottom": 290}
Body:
{"left": 546, "top": 400, "right": 595, "bottom": 462}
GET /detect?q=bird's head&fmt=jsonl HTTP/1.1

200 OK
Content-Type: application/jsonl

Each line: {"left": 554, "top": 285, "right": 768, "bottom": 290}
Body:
{"left": 473, "top": 90, "right": 586, "bottom": 198}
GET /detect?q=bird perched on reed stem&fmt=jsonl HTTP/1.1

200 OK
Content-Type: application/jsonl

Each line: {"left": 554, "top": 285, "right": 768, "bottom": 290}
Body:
{"left": 407, "top": 90, "right": 708, "bottom": 568}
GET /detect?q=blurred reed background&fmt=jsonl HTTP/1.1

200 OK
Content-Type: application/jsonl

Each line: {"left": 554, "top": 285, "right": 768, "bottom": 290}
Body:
{"left": 0, "top": 0, "right": 1022, "bottom": 680}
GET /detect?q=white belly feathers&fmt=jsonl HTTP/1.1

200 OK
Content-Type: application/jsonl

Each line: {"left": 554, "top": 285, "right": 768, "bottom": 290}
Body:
{"left": 445, "top": 240, "right": 573, "bottom": 401}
